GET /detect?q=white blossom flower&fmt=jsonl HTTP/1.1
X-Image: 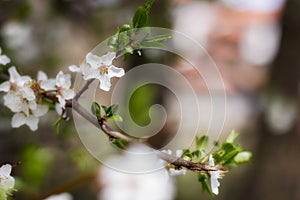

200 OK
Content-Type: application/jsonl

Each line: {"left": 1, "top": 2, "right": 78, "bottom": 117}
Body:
{"left": 162, "top": 149, "right": 187, "bottom": 176}
{"left": 0, "top": 67, "right": 49, "bottom": 131}
{"left": 0, "top": 66, "right": 33, "bottom": 98}
{"left": 40, "top": 71, "right": 75, "bottom": 109}
{"left": 69, "top": 52, "right": 125, "bottom": 91}
{"left": 11, "top": 104, "right": 48, "bottom": 131}
{"left": 0, "top": 164, "right": 15, "bottom": 191}
{"left": 0, "top": 48, "right": 10, "bottom": 65}
{"left": 209, "top": 155, "right": 221, "bottom": 195}
{"left": 0, "top": 67, "right": 36, "bottom": 115}
{"left": 99, "top": 144, "right": 175, "bottom": 200}
{"left": 43, "top": 193, "right": 73, "bottom": 200}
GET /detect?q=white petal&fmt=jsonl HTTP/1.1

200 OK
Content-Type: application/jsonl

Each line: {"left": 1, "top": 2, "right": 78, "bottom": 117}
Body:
{"left": 37, "top": 71, "right": 48, "bottom": 81}
{"left": 169, "top": 168, "right": 186, "bottom": 176}
{"left": 0, "top": 164, "right": 12, "bottom": 177}
{"left": 0, "top": 81, "right": 10, "bottom": 92}
{"left": 0, "top": 55, "right": 10, "bottom": 65}
{"left": 8, "top": 66, "right": 21, "bottom": 83}
{"left": 68, "top": 65, "right": 81, "bottom": 72}
{"left": 62, "top": 89, "right": 75, "bottom": 100}
{"left": 82, "top": 68, "right": 98, "bottom": 80}
{"left": 1, "top": 176, "right": 15, "bottom": 189}
{"left": 57, "top": 95, "right": 66, "bottom": 108}
{"left": 101, "top": 52, "right": 116, "bottom": 66}
{"left": 32, "top": 104, "right": 48, "bottom": 117}
{"left": 99, "top": 75, "right": 111, "bottom": 91}
{"left": 56, "top": 71, "right": 71, "bottom": 89}
{"left": 108, "top": 65, "right": 125, "bottom": 78}
{"left": 25, "top": 115, "right": 39, "bottom": 131}
{"left": 11, "top": 112, "right": 26, "bottom": 128}
{"left": 211, "top": 172, "right": 220, "bottom": 195}
{"left": 176, "top": 150, "right": 183, "bottom": 157}
{"left": 209, "top": 155, "right": 215, "bottom": 166}
{"left": 17, "top": 76, "right": 31, "bottom": 86}
{"left": 41, "top": 79, "right": 56, "bottom": 91}
{"left": 55, "top": 103, "right": 63, "bottom": 115}
{"left": 3, "top": 92, "right": 23, "bottom": 112}
{"left": 22, "top": 87, "right": 35, "bottom": 101}
{"left": 28, "top": 100, "right": 37, "bottom": 110}
{"left": 86, "top": 52, "right": 102, "bottom": 69}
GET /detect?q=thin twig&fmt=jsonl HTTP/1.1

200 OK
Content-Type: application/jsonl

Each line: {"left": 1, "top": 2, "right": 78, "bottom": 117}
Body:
{"left": 66, "top": 99, "right": 222, "bottom": 172}
{"left": 74, "top": 79, "right": 94, "bottom": 101}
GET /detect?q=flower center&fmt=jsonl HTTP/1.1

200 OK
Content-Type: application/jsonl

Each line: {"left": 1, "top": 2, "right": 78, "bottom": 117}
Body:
{"left": 10, "top": 83, "right": 18, "bottom": 91}
{"left": 99, "top": 65, "right": 108, "bottom": 75}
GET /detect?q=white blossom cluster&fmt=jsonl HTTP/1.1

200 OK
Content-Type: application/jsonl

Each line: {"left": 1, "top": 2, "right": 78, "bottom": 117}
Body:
{"left": 0, "top": 164, "right": 15, "bottom": 198}
{"left": 0, "top": 48, "right": 125, "bottom": 131}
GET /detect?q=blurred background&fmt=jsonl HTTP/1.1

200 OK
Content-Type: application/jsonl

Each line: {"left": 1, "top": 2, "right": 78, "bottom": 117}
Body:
{"left": 0, "top": 0, "right": 299, "bottom": 199}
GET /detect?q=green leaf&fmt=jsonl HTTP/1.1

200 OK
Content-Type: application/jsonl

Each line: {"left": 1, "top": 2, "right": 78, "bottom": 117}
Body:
{"left": 91, "top": 102, "right": 101, "bottom": 119}
{"left": 213, "top": 142, "right": 241, "bottom": 165}
{"left": 198, "top": 173, "right": 213, "bottom": 195}
{"left": 101, "top": 105, "right": 108, "bottom": 113}
{"left": 132, "top": 6, "right": 148, "bottom": 28}
{"left": 111, "top": 138, "right": 128, "bottom": 149}
{"left": 119, "top": 24, "right": 132, "bottom": 33}
{"left": 196, "top": 135, "right": 208, "bottom": 150}
{"left": 109, "top": 114, "right": 123, "bottom": 122}
{"left": 234, "top": 151, "right": 252, "bottom": 164}
{"left": 226, "top": 130, "right": 239, "bottom": 143}
{"left": 144, "top": 0, "right": 155, "bottom": 12}
{"left": 111, "top": 104, "right": 119, "bottom": 115}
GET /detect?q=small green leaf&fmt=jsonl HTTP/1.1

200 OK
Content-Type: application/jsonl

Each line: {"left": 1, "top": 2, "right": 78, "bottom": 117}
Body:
{"left": 196, "top": 135, "right": 208, "bottom": 150}
{"left": 132, "top": 6, "right": 148, "bottom": 28}
{"left": 101, "top": 105, "right": 108, "bottom": 113}
{"left": 111, "top": 104, "right": 119, "bottom": 114}
{"left": 111, "top": 138, "right": 128, "bottom": 149}
{"left": 110, "top": 114, "right": 123, "bottom": 122}
{"left": 119, "top": 24, "right": 132, "bottom": 33}
{"left": 144, "top": 0, "right": 155, "bottom": 12}
{"left": 226, "top": 130, "right": 239, "bottom": 143}
{"left": 91, "top": 102, "right": 101, "bottom": 119}
{"left": 198, "top": 173, "right": 213, "bottom": 195}
{"left": 234, "top": 151, "right": 252, "bottom": 164}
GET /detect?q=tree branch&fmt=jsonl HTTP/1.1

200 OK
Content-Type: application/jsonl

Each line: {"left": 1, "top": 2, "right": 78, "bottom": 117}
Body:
{"left": 74, "top": 79, "right": 94, "bottom": 101}
{"left": 65, "top": 99, "right": 223, "bottom": 172}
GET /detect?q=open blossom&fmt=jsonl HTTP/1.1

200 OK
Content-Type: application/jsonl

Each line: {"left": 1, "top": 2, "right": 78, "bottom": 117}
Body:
{"left": 0, "top": 66, "right": 34, "bottom": 103}
{"left": 69, "top": 52, "right": 125, "bottom": 91}
{"left": 209, "top": 155, "right": 221, "bottom": 195}
{"left": 0, "top": 67, "right": 48, "bottom": 131}
{"left": 0, "top": 48, "right": 10, "bottom": 65}
{"left": 99, "top": 144, "right": 175, "bottom": 200}
{"left": 0, "top": 164, "right": 15, "bottom": 191}
{"left": 11, "top": 104, "right": 48, "bottom": 131}
{"left": 40, "top": 71, "right": 75, "bottom": 110}
{"left": 162, "top": 149, "right": 187, "bottom": 176}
